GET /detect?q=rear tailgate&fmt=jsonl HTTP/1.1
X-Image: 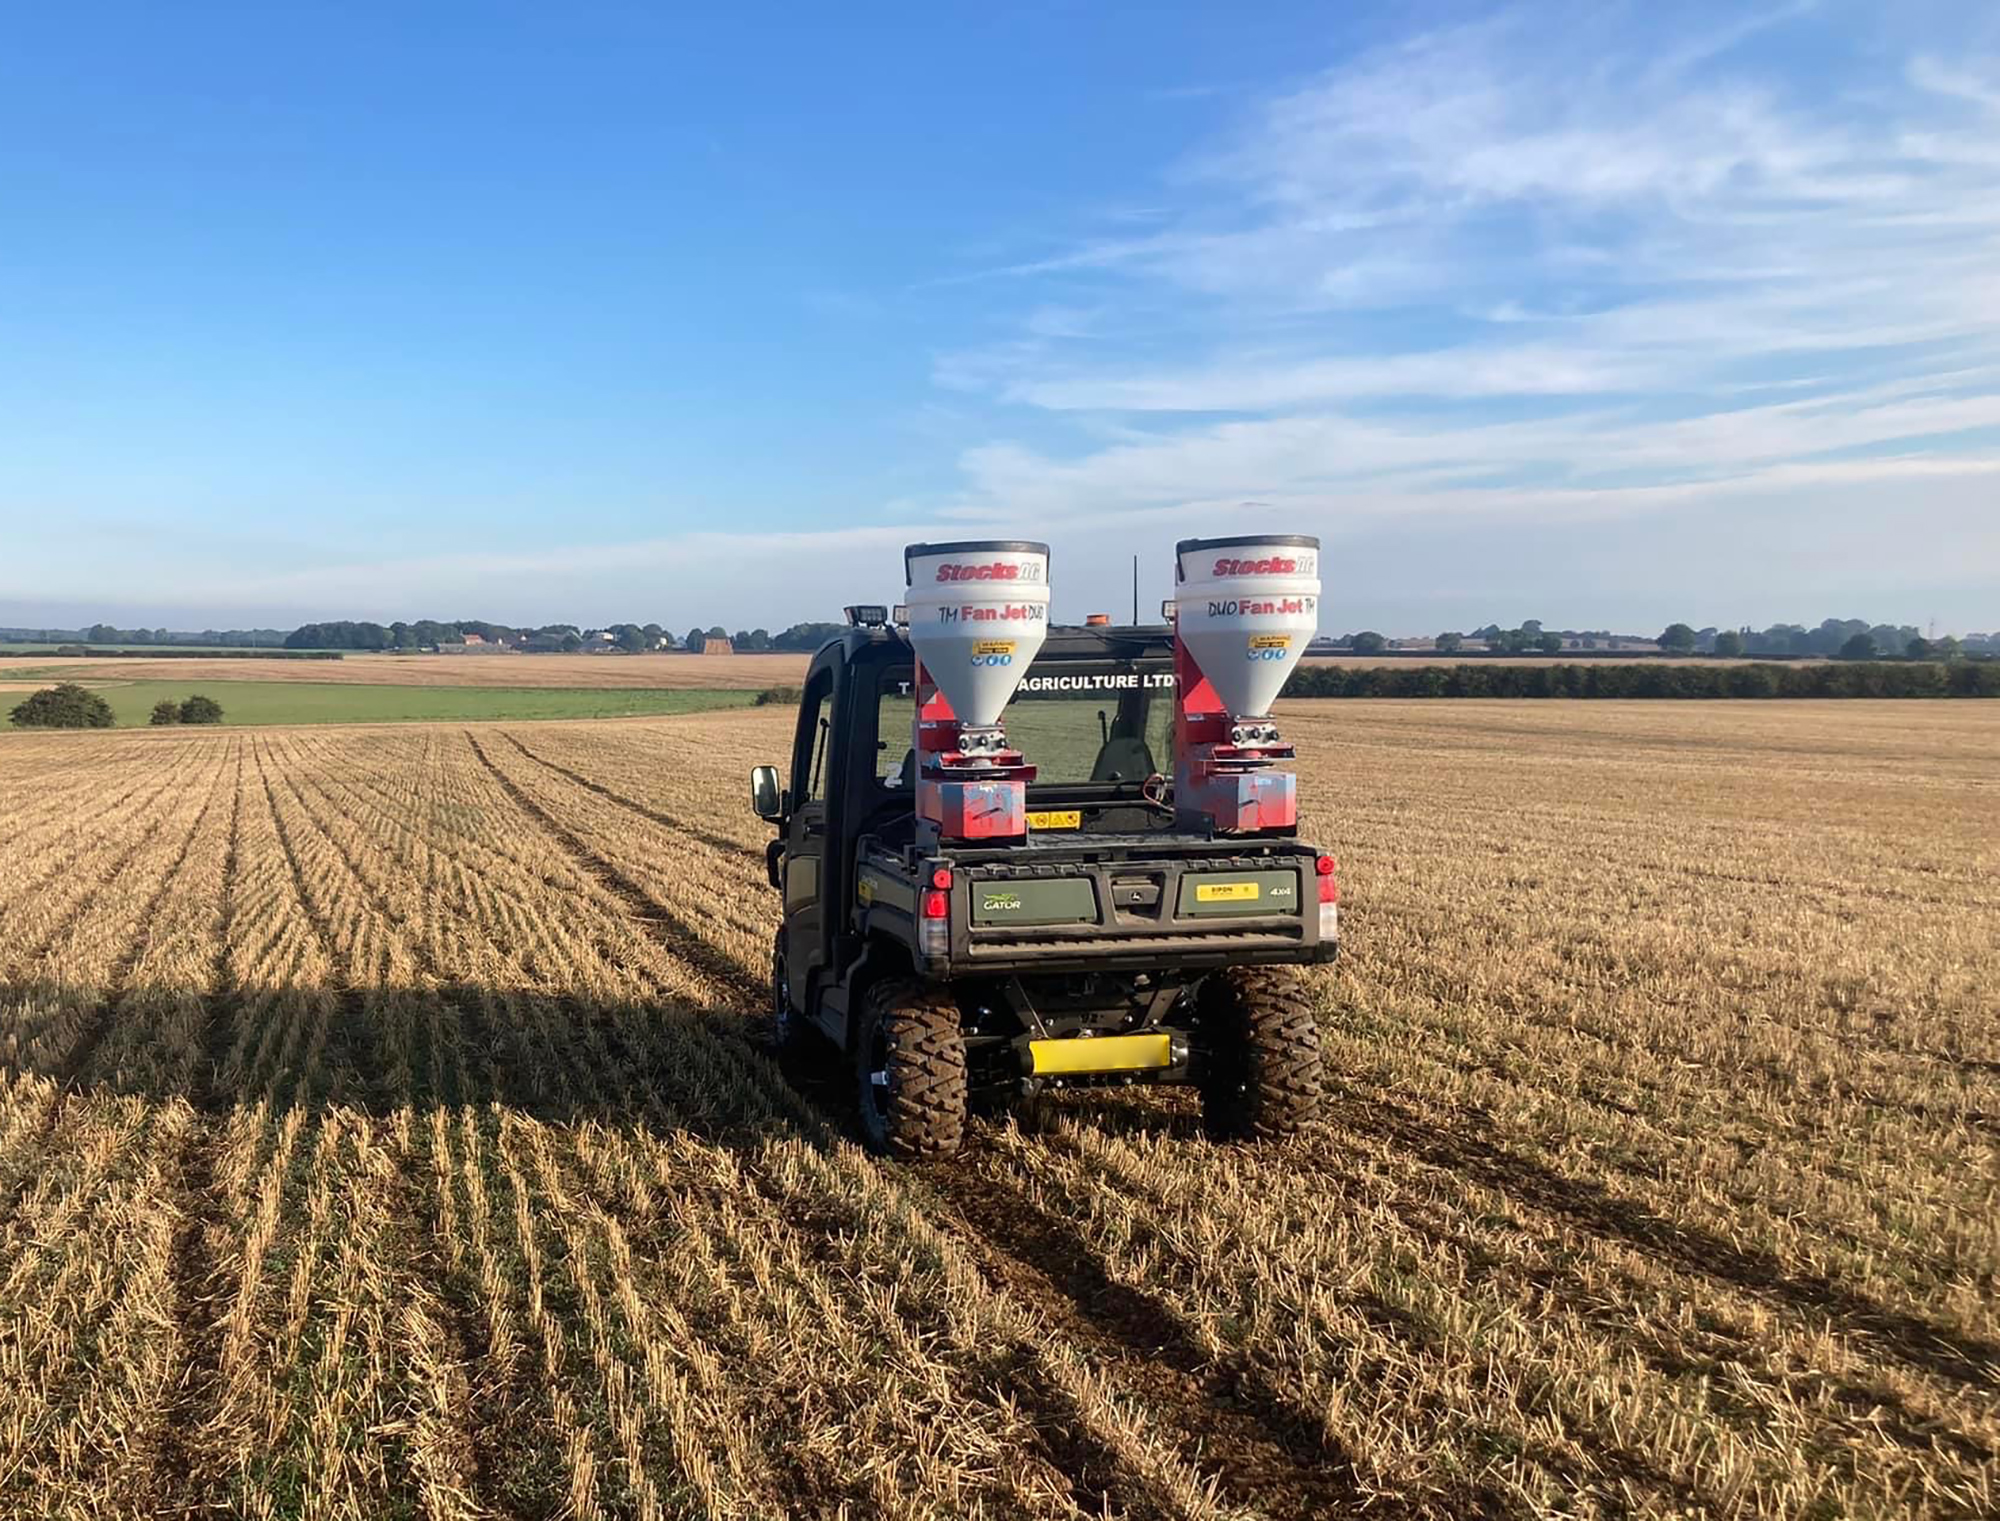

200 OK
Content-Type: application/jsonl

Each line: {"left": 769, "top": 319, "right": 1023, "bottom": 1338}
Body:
{"left": 948, "top": 845, "right": 1330, "bottom": 969}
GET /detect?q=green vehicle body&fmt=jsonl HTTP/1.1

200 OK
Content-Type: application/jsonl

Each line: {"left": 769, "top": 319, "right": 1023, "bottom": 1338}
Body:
{"left": 751, "top": 621, "right": 1336, "bottom": 1150}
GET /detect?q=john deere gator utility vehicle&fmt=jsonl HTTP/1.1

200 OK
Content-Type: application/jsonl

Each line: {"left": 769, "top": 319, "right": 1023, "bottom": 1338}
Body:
{"left": 749, "top": 537, "right": 1337, "bottom": 1156}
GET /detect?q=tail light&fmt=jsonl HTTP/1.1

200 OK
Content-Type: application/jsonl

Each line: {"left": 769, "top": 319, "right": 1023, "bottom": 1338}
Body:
{"left": 1315, "top": 855, "right": 1339, "bottom": 941}
{"left": 918, "top": 870, "right": 951, "bottom": 957}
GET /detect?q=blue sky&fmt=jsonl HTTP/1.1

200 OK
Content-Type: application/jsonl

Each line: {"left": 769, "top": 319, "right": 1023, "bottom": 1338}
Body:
{"left": 2, "top": 0, "right": 1996, "bottom": 634}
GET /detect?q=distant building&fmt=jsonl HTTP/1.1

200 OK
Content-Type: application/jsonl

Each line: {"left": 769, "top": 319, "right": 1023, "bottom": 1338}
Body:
{"left": 702, "top": 636, "right": 734, "bottom": 656}
{"left": 437, "top": 631, "right": 514, "bottom": 655}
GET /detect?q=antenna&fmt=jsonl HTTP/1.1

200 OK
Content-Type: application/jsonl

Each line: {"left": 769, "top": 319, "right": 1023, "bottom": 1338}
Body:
{"left": 1131, "top": 555, "right": 1139, "bottom": 624}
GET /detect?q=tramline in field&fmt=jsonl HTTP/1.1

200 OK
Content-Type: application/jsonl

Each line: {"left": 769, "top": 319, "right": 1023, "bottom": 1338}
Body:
{"left": 752, "top": 535, "right": 1338, "bottom": 1155}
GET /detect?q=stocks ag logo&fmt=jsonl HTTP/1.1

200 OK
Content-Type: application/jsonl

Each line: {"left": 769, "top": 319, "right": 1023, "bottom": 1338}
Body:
{"left": 1211, "top": 554, "right": 1316, "bottom": 578}
{"left": 936, "top": 560, "right": 1043, "bottom": 583}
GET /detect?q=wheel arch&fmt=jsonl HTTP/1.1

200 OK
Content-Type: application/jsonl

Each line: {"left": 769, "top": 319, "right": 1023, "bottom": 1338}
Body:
{"left": 837, "top": 933, "right": 919, "bottom": 1051}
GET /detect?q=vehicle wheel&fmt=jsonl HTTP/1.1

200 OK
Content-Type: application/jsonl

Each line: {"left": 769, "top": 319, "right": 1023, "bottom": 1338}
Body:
{"left": 854, "top": 979, "right": 967, "bottom": 1157}
{"left": 771, "top": 929, "right": 817, "bottom": 1086}
{"left": 1196, "top": 966, "right": 1322, "bottom": 1141}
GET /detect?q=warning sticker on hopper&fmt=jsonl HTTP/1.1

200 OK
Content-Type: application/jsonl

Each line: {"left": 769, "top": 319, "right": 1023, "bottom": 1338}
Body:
{"left": 1195, "top": 881, "right": 1261, "bottom": 902}
{"left": 1026, "top": 810, "right": 1082, "bottom": 830}
{"left": 1248, "top": 634, "right": 1291, "bottom": 651}
{"left": 971, "top": 640, "right": 1017, "bottom": 656}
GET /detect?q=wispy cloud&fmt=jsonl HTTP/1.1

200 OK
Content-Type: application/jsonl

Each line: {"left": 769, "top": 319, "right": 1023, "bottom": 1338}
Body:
{"left": 1909, "top": 54, "right": 2000, "bottom": 114}
{"left": 930, "top": 2, "right": 2000, "bottom": 576}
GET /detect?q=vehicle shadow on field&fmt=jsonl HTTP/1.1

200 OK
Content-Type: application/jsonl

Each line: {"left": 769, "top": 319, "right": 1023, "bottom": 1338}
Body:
{"left": 1, "top": 974, "right": 807, "bottom": 1132}
{"left": 0, "top": 971, "right": 1456, "bottom": 1521}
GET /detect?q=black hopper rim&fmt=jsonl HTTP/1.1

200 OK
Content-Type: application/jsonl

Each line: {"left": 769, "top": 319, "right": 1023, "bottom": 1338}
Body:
{"left": 1175, "top": 534, "right": 1320, "bottom": 554}
{"left": 905, "top": 540, "right": 1051, "bottom": 582}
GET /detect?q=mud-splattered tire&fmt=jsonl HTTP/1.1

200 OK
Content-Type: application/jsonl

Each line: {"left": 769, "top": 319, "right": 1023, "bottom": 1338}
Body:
{"left": 1196, "top": 966, "right": 1323, "bottom": 1141}
{"left": 854, "top": 979, "right": 967, "bottom": 1158}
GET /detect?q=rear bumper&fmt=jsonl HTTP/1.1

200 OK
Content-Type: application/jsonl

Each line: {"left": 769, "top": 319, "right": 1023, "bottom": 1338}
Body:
{"left": 962, "top": 915, "right": 1332, "bottom": 963}
{"left": 940, "top": 933, "right": 1337, "bottom": 977}
{"left": 853, "top": 833, "right": 1338, "bottom": 980}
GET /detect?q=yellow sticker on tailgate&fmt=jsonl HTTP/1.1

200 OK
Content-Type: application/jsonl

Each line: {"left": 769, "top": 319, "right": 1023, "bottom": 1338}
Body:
{"left": 1195, "top": 880, "right": 1261, "bottom": 902}
{"left": 1026, "top": 809, "right": 1082, "bottom": 830}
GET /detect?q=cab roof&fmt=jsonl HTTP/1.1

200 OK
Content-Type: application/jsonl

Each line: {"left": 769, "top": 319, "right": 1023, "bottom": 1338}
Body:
{"left": 819, "top": 622, "right": 1176, "bottom": 672}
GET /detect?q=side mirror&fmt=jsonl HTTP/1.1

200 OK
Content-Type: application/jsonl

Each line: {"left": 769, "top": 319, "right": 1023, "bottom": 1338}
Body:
{"left": 750, "top": 765, "right": 784, "bottom": 821}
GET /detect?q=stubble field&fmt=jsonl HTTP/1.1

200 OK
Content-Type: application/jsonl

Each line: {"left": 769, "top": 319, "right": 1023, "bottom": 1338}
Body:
{"left": 0, "top": 702, "right": 1994, "bottom": 1520}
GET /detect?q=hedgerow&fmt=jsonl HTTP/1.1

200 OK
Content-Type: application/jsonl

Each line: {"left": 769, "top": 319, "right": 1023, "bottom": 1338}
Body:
{"left": 1280, "top": 661, "right": 2000, "bottom": 699}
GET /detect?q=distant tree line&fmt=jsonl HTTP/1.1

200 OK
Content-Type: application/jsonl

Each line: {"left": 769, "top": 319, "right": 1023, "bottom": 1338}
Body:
{"left": 1652, "top": 618, "right": 1959, "bottom": 660}
{"left": 27, "top": 648, "right": 339, "bottom": 661}
{"left": 1329, "top": 620, "right": 1618, "bottom": 654}
{"left": 2, "top": 624, "right": 289, "bottom": 647}
{"left": 1322, "top": 617, "right": 1995, "bottom": 660}
{"left": 284, "top": 620, "right": 568, "bottom": 651}
{"left": 1282, "top": 662, "right": 2000, "bottom": 700}
{"left": 679, "top": 623, "right": 848, "bottom": 652}
{"left": 275, "top": 619, "right": 852, "bottom": 653}
{"left": 18, "top": 614, "right": 1993, "bottom": 660}
{"left": 7, "top": 617, "right": 855, "bottom": 655}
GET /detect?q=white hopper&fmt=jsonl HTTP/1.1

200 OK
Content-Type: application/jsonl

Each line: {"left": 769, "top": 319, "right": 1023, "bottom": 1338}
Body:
{"left": 903, "top": 541, "right": 1051, "bottom": 731}
{"left": 1174, "top": 535, "right": 1320, "bottom": 718}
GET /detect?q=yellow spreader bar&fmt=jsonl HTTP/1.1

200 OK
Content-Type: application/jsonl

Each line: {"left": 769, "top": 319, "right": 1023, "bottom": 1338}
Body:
{"left": 1028, "top": 1032, "right": 1174, "bottom": 1076}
